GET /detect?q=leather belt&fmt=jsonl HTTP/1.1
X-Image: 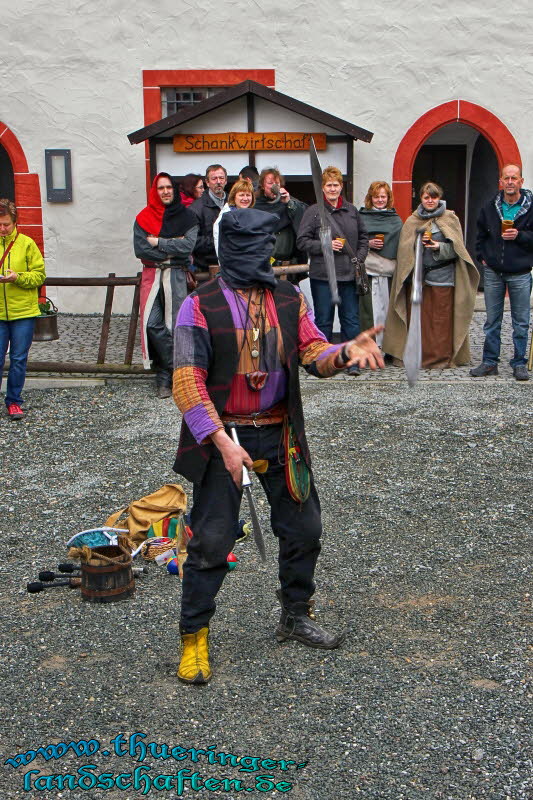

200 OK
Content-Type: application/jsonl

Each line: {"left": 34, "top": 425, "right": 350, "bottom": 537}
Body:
{"left": 221, "top": 405, "right": 286, "bottom": 428}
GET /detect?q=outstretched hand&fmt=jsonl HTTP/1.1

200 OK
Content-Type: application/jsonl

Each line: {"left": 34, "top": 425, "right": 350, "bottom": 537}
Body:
{"left": 344, "top": 325, "right": 385, "bottom": 370}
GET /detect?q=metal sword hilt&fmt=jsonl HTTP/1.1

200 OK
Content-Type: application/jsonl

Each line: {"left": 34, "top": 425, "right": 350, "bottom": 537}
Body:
{"left": 227, "top": 423, "right": 252, "bottom": 487}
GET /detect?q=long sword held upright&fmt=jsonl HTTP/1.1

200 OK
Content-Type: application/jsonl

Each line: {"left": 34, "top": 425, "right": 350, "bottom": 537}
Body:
{"left": 403, "top": 232, "right": 424, "bottom": 388}
{"left": 309, "top": 136, "right": 340, "bottom": 306}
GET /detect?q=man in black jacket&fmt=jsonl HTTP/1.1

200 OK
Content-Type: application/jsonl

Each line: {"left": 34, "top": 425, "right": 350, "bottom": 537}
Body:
{"left": 190, "top": 164, "right": 227, "bottom": 269}
{"left": 472, "top": 164, "right": 533, "bottom": 381}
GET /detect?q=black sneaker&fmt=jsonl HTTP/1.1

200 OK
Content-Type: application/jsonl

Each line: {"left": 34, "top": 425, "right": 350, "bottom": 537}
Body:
{"left": 513, "top": 365, "right": 529, "bottom": 381}
{"left": 470, "top": 363, "right": 498, "bottom": 377}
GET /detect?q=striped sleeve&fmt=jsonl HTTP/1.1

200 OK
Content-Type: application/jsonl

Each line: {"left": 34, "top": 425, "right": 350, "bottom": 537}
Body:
{"left": 172, "top": 294, "right": 224, "bottom": 444}
{"left": 296, "top": 289, "right": 344, "bottom": 377}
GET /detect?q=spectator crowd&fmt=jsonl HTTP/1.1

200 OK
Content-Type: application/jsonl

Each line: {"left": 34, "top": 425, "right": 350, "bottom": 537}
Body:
{"left": 132, "top": 160, "right": 532, "bottom": 397}
{"left": 1, "top": 160, "right": 531, "bottom": 419}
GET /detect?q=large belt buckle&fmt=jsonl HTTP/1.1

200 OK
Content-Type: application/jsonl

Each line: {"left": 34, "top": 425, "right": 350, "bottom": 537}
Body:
{"left": 252, "top": 412, "right": 268, "bottom": 428}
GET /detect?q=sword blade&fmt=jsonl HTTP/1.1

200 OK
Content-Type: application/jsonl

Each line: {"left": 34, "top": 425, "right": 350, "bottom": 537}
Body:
{"left": 309, "top": 137, "right": 340, "bottom": 305}
{"left": 403, "top": 233, "right": 423, "bottom": 387}
{"left": 227, "top": 422, "right": 267, "bottom": 563}
{"left": 404, "top": 302, "right": 421, "bottom": 387}
{"left": 244, "top": 486, "right": 266, "bottom": 563}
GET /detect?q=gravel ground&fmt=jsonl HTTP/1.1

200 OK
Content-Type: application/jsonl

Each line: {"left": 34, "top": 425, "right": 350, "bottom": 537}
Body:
{"left": 0, "top": 379, "right": 531, "bottom": 800}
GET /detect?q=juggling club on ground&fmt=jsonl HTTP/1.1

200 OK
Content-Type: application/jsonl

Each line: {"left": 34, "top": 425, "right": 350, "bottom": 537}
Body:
{"left": 57, "top": 562, "right": 149, "bottom": 576}
{"left": 27, "top": 578, "right": 81, "bottom": 593}
{"left": 57, "top": 563, "right": 82, "bottom": 574}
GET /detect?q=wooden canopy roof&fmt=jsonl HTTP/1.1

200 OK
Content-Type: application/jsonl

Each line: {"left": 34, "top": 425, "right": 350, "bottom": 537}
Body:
{"left": 128, "top": 80, "right": 373, "bottom": 144}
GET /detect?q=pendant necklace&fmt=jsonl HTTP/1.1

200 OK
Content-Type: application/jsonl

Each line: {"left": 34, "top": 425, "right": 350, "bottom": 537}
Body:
{"left": 233, "top": 288, "right": 269, "bottom": 391}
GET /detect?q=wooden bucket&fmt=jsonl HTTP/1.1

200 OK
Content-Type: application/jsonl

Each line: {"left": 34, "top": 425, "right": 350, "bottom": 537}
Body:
{"left": 80, "top": 542, "right": 135, "bottom": 603}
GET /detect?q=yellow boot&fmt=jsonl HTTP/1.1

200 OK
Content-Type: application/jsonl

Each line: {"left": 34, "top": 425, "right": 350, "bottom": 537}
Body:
{"left": 178, "top": 627, "right": 212, "bottom": 684}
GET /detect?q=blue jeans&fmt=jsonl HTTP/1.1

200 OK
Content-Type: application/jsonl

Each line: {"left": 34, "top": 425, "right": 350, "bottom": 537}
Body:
{"left": 482, "top": 268, "right": 532, "bottom": 366}
{"left": 310, "top": 279, "right": 360, "bottom": 341}
{"left": 0, "top": 317, "right": 36, "bottom": 406}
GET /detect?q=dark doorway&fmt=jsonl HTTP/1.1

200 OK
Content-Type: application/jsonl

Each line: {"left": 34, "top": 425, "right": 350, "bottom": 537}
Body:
{"left": 412, "top": 145, "right": 466, "bottom": 229}
{"left": 466, "top": 134, "right": 499, "bottom": 286}
{"left": 0, "top": 143, "right": 15, "bottom": 201}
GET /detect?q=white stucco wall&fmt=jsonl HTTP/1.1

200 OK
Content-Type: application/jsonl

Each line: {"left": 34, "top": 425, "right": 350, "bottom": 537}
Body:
{"left": 2, "top": 0, "right": 531, "bottom": 311}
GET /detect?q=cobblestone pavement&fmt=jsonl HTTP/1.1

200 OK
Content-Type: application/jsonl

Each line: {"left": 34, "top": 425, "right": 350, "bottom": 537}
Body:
{"left": 24, "top": 304, "right": 531, "bottom": 383}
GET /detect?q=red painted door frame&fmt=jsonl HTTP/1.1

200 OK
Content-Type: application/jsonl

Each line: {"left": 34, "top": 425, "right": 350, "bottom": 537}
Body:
{"left": 392, "top": 101, "right": 521, "bottom": 220}
{"left": 0, "top": 122, "right": 44, "bottom": 253}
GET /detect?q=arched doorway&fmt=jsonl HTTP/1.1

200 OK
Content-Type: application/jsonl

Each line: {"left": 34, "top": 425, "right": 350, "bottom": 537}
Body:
{"left": 392, "top": 101, "right": 521, "bottom": 231}
{"left": 0, "top": 142, "right": 15, "bottom": 200}
{"left": 0, "top": 121, "right": 44, "bottom": 252}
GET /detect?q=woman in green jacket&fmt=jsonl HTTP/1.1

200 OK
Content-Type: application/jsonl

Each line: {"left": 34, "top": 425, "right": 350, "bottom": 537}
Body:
{"left": 0, "top": 199, "right": 46, "bottom": 419}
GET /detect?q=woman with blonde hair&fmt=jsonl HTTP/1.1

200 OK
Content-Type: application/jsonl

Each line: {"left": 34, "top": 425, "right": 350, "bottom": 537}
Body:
{"left": 358, "top": 180, "right": 402, "bottom": 348}
{"left": 383, "top": 182, "right": 478, "bottom": 367}
{"left": 213, "top": 179, "right": 255, "bottom": 256}
{"left": 297, "top": 166, "right": 368, "bottom": 374}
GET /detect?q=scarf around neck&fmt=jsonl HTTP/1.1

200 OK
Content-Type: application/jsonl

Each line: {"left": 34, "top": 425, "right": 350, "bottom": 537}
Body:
{"left": 415, "top": 200, "right": 447, "bottom": 221}
{"left": 136, "top": 172, "right": 197, "bottom": 237}
{"left": 358, "top": 207, "right": 402, "bottom": 259}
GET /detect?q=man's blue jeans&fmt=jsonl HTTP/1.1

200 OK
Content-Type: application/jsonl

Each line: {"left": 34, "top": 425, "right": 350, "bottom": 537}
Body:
{"left": 482, "top": 268, "right": 532, "bottom": 366}
{"left": 0, "top": 317, "right": 36, "bottom": 406}
{"left": 310, "top": 279, "right": 360, "bottom": 341}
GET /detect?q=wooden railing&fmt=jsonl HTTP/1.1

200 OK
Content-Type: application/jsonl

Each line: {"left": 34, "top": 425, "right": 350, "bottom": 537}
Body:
{"left": 26, "top": 265, "right": 309, "bottom": 374}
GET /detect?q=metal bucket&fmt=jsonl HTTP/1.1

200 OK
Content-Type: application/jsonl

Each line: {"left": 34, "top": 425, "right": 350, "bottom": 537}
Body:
{"left": 33, "top": 313, "right": 59, "bottom": 341}
{"left": 33, "top": 298, "right": 59, "bottom": 342}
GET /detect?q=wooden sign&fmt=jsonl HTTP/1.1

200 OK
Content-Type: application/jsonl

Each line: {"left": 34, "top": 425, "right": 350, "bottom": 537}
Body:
{"left": 173, "top": 132, "right": 327, "bottom": 153}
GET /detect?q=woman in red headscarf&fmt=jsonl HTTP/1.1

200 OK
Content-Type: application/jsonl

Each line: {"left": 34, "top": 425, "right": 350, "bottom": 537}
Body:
{"left": 134, "top": 172, "right": 198, "bottom": 397}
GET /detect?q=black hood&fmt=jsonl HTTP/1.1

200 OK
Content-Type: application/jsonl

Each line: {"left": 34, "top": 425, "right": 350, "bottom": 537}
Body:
{"left": 218, "top": 208, "right": 278, "bottom": 289}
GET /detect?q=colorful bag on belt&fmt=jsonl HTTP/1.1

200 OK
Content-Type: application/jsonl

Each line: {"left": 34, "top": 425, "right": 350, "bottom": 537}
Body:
{"left": 283, "top": 418, "right": 310, "bottom": 504}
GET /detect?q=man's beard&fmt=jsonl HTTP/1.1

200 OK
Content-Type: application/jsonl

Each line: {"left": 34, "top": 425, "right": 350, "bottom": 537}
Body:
{"left": 211, "top": 185, "right": 225, "bottom": 197}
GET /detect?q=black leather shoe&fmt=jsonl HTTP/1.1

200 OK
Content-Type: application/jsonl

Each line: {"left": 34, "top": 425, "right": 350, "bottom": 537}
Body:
{"left": 513, "top": 365, "right": 529, "bottom": 381}
{"left": 470, "top": 362, "right": 498, "bottom": 377}
{"left": 276, "top": 611, "right": 345, "bottom": 649}
{"left": 346, "top": 364, "right": 361, "bottom": 376}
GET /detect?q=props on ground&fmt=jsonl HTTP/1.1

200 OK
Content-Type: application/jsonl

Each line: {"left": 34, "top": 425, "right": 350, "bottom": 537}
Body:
{"left": 27, "top": 579, "right": 81, "bottom": 593}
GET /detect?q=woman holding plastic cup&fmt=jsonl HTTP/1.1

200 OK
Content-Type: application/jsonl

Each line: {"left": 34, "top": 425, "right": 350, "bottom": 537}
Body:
{"left": 383, "top": 182, "right": 478, "bottom": 368}
{"left": 358, "top": 181, "right": 402, "bottom": 348}
{"left": 297, "top": 166, "right": 368, "bottom": 374}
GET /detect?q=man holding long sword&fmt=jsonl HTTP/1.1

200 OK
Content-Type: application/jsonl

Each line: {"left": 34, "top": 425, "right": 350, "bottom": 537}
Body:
{"left": 172, "top": 207, "right": 384, "bottom": 684}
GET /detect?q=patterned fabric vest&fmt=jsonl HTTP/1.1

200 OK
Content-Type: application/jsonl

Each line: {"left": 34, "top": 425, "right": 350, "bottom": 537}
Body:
{"left": 172, "top": 278, "right": 311, "bottom": 484}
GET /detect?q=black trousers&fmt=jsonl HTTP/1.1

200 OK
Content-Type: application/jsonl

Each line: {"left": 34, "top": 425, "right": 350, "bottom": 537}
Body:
{"left": 180, "top": 423, "right": 322, "bottom": 633}
{"left": 146, "top": 288, "right": 173, "bottom": 387}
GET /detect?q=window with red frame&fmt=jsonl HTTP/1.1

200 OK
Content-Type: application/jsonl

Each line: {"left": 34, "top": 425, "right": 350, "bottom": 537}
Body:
{"left": 161, "top": 86, "right": 227, "bottom": 117}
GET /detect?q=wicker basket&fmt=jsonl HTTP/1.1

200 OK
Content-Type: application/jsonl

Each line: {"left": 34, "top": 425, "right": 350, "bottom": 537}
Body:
{"left": 140, "top": 537, "right": 175, "bottom": 562}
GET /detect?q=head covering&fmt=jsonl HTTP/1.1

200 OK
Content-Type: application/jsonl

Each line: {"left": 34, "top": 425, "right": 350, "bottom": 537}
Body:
{"left": 218, "top": 208, "right": 277, "bottom": 289}
{"left": 136, "top": 172, "right": 197, "bottom": 237}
